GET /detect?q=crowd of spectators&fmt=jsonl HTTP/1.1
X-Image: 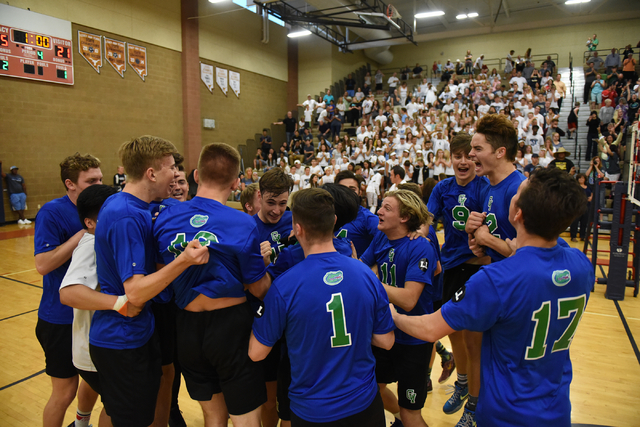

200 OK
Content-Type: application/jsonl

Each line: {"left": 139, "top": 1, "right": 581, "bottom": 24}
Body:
{"left": 250, "top": 42, "right": 638, "bottom": 213}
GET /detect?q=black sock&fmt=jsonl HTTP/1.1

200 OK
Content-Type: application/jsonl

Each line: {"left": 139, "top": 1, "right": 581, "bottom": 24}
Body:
{"left": 436, "top": 341, "right": 451, "bottom": 360}
{"left": 466, "top": 395, "right": 478, "bottom": 412}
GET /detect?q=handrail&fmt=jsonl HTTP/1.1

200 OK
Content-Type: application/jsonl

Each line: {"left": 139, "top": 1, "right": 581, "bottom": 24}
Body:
{"left": 582, "top": 46, "right": 631, "bottom": 63}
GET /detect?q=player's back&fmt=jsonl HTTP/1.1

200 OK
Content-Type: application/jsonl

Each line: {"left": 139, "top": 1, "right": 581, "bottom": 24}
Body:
{"left": 274, "top": 252, "right": 391, "bottom": 421}
{"left": 336, "top": 205, "right": 379, "bottom": 257}
{"left": 475, "top": 244, "right": 594, "bottom": 426}
{"left": 154, "top": 196, "right": 266, "bottom": 309}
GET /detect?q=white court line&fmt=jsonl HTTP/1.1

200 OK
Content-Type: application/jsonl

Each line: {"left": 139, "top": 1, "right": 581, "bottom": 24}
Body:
{"left": 4, "top": 269, "right": 37, "bottom": 276}
{"left": 585, "top": 311, "right": 640, "bottom": 321}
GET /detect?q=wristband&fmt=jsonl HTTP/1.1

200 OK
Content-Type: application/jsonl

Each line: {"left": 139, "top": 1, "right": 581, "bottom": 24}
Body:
{"left": 113, "top": 295, "right": 128, "bottom": 316}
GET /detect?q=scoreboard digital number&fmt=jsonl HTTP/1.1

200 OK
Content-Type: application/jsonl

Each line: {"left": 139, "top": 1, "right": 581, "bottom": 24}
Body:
{"left": 0, "top": 25, "right": 74, "bottom": 85}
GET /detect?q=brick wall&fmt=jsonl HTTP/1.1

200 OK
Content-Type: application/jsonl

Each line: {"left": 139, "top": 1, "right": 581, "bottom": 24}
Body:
{"left": 0, "top": 23, "right": 183, "bottom": 222}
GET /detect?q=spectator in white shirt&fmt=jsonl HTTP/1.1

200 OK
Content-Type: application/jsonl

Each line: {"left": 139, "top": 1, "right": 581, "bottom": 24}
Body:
{"left": 388, "top": 72, "right": 400, "bottom": 95}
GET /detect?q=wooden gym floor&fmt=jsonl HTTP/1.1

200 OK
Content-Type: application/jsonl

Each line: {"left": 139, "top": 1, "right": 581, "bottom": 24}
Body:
{"left": 0, "top": 222, "right": 638, "bottom": 426}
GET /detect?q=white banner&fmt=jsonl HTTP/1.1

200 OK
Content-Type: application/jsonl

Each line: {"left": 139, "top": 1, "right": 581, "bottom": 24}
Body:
{"left": 201, "top": 63, "right": 214, "bottom": 92}
{"left": 229, "top": 70, "right": 240, "bottom": 98}
{"left": 216, "top": 67, "right": 228, "bottom": 96}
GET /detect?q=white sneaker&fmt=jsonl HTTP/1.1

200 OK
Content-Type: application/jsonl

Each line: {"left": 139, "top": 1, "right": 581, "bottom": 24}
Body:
{"left": 23, "top": 219, "right": 32, "bottom": 224}
{"left": 17, "top": 219, "right": 25, "bottom": 225}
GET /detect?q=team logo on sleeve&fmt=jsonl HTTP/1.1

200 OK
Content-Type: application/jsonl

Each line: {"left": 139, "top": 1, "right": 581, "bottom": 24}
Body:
{"left": 388, "top": 248, "right": 395, "bottom": 262}
{"left": 452, "top": 285, "right": 466, "bottom": 302}
{"left": 271, "top": 231, "right": 281, "bottom": 244}
{"left": 552, "top": 270, "right": 571, "bottom": 287}
{"left": 323, "top": 271, "right": 344, "bottom": 286}
{"left": 419, "top": 258, "right": 429, "bottom": 272}
{"left": 190, "top": 215, "right": 209, "bottom": 228}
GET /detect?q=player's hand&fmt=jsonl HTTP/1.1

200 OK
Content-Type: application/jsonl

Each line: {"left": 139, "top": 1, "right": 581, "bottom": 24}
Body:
{"left": 468, "top": 234, "right": 486, "bottom": 257}
{"left": 473, "top": 225, "right": 493, "bottom": 247}
{"left": 260, "top": 241, "right": 272, "bottom": 266}
{"left": 182, "top": 239, "right": 210, "bottom": 265}
{"left": 506, "top": 238, "right": 518, "bottom": 256}
{"left": 465, "top": 211, "right": 486, "bottom": 234}
{"left": 124, "top": 301, "right": 144, "bottom": 317}
{"left": 389, "top": 303, "right": 399, "bottom": 320}
{"left": 350, "top": 241, "right": 358, "bottom": 259}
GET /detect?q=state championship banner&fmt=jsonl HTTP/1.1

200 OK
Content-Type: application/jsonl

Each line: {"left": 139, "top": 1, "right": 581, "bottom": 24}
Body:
{"left": 78, "top": 31, "right": 102, "bottom": 74}
{"left": 104, "top": 37, "right": 126, "bottom": 77}
{"left": 229, "top": 70, "right": 240, "bottom": 98}
{"left": 216, "top": 67, "right": 228, "bottom": 96}
{"left": 128, "top": 43, "right": 147, "bottom": 81}
{"left": 201, "top": 63, "right": 214, "bottom": 92}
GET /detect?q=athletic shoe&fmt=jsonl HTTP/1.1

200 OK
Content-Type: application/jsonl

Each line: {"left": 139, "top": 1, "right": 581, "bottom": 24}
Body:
{"left": 390, "top": 417, "right": 404, "bottom": 427}
{"left": 426, "top": 377, "right": 433, "bottom": 393}
{"left": 23, "top": 219, "right": 32, "bottom": 224}
{"left": 439, "top": 354, "right": 456, "bottom": 383}
{"left": 443, "top": 381, "right": 468, "bottom": 414}
{"left": 17, "top": 219, "right": 25, "bottom": 225}
{"left": 455, "top": 407, "right": 476, "bottom": 427}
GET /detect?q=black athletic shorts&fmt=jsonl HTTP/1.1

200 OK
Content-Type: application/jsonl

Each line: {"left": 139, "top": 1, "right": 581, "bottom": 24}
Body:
{"left": 175, "top": 302, "right": 266, "bottom": 416}
{"left": 260, "top": 339, "right": 282, "bottom": 382}
{"left": 277, "top": 343, "right": 292, "bottom": 421}
{"left": 77, "top": 369, "right": 101, "bottom": 396}
{"left": 291, "top": 390, "right": 385, "bottom": 427}
{"left": 90, "top": 332, "right": 162, "bottom": 427}
{"left": 35, "top": 318, "right": 77, "bottom": 378}
{"left": 442, "top": 263, "right": 483, "bottom": 304}
{"left": 152, "top": 300, "right": 176, "bottom": 366}
{"left": 373, "top": 342, "right": 433, "bottom": 410}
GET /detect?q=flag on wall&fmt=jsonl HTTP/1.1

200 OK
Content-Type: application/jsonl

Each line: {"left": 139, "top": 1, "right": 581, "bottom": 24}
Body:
{"left": 216, "top": 67, "right": 228, "bottom": 96}
{"left": 105, "top": 38, "right": 126, "bottom": 77}
{"left": 78, "top": 31, "right": 102, "bottom": 74}
{"left": 229, "top": 70, "right": 240, "bottom": 98}
{"left": 201, "top": 63, "right": 214, "bottom": 92}
{"left": 128, "top": 43, "right": 147, "bottom": 81}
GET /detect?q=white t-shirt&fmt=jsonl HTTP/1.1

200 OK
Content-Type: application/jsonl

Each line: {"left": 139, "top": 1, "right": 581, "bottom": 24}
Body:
{"left": 60, "top": 233, "right": 98, "bottom": 372}
{"left": 388, "top": 76, "right": 400, "bottom": 88}
{"left": 290, "top": 173, "right": 301, "bottom": 193}
{"left": 510, "top": 76, "right": 527, "bottom": 93}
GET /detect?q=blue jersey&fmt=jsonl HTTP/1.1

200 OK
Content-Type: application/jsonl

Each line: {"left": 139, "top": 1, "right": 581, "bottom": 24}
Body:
{"left": 253, "top": 252, "right": 394, "bottom": 423}
{"left": 427, "top": 225, "right": 443, "bottom": 302}
{"left": 427, "top": 176, "right": 489, "bottom": 269}
{"left": 441, "top": 245, "right": 594, "bottom": 426}
{"left": 254, "top": 211, "right": 293, "bottom": 263}
{"left": 91, "top": 192, "right": 156, "bottom": 350}
{"left": 154, "top": 197, "right": 267, "bottom": 309}
{"left": 336, "top": 205, "right": 379, "bottom": 257}
{"left": 34, "top": 195, "right": 83, "bottom": 324}
{"left": 361, "top": 231, "right": 437, "bottom": 345}
{"left": 483, "top": 170, "right": 525, "bottom": 262}
{"left": 268, "top": 237, "right": 353, "bottom": 279}
{"left": 149, "top": 197, "right": 180, "bottom": 217}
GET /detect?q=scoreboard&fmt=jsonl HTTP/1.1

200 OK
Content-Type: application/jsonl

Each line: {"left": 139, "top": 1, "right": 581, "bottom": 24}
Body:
{"left": 0, "top": 4, "right": 73, "bottom": 85}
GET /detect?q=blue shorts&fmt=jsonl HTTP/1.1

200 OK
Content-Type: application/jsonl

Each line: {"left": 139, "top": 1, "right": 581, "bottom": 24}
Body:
{"left": 10, "top": 193, "right": 26, "bottom": 210}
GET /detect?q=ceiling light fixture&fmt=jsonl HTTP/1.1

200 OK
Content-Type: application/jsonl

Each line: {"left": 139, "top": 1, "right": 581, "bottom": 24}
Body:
{"left": 467, "top": 12, "right": 479, "bottom": 18}
{"left": 565, "top": 0, "right": 591, "bottom": 4}
{"left": 288, "top": 29, "right": 312, "bottom": 38}
{"left": 208, "top": 0, "right": 228, "bottom": 3}
{"left": 456, "top": 14, "right": 468, "bottom": 20}
{"left": 415, "top": 11, "right": 445, "bottom": 18}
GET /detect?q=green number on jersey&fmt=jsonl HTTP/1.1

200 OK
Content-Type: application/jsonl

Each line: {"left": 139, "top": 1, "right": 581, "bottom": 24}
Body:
{"left": 167, "top": 231, "right": 218, "bottom": 259}
{"left": 525, "top": 295, "right": 587, "bottom": 360}
{"left": 452, "top": 205, "right": 470, "bottom": 231}
{"left": 485, "top": 212, "right": 499, "bottom": 237}
{"left": 379, "top": 262, "right": 397, "bottom": 287}
{"left": 326, "top": 293, "right": 352, "bottom": 347}
{"left": 336, "top": 229, "right": 348, "bottom": 239}
{"left": 269, "top": 244, "right": 285, "bottom": 264}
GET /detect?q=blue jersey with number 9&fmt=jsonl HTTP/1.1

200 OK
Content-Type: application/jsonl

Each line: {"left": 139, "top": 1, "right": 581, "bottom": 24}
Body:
{"left": 441, "top": 245, "right": 594, "bottom": 426}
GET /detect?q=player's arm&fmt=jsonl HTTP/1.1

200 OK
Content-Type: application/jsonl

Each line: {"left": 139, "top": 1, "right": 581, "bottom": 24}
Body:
{"left": 473, "top": 225, "right": 513, "bottom": 258}
{"left": 248, "top": 331, "right": 272, "bottom": 361}
{"left": 245, "top": 273, "right": 272, "bottom": 300}
{"left": 60, "top": 285, "right": 141, "bottom": 317}
{"left": 371, "top": 330, "right": 395, "bottom": 350}
{"left": 384, "top": 280, "right": 425, "bottom": 312}
{"left": 124, "top": 240, "right": 208, "bottom": 306}
{"left": 35, "top": 229, "right": 86, "bottom": 276}
{"left": 391, "top": 307, "right": 455, "bottom": 343}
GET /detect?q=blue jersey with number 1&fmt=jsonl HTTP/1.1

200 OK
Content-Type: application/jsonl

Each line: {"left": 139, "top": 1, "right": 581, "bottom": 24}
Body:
{"left": 441, "top": 245, "right": 594, "bottom": 426}
{"left": 254, "top": 211, "right": 293, "bottom": 264}
{"left": 427, "top": 176, "right": 489, "bottom": 269}
{"left": 253, "top": 252, "right": 394, "bottom": 423}
{"left": 483, "top": 170, "right": 525, "bottom": 262}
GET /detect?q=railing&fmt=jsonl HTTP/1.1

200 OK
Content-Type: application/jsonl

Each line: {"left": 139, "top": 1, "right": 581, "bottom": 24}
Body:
{"left": 528, "top": 53, "right": 560, "bottom": 70}
{"left": 582, "top": 46, "right": 630, "bottom": 64}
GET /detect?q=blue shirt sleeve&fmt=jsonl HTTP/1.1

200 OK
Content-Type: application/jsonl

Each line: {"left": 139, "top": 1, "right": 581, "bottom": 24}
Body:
{"left": 360, "top": 242, "right": 375, "bottom": 267}
{"left": 34, "top": 207, "right": 65, "bottom": 255}
{"left": 109, "top": 216, "right": 151, "bottom": 284}
{"left": 427, "top": 182, "right": 443, "bottom": 219}
{"left": 370, "top": 273, "right": 395, "bottom": 335}
{"left": 440, "top": 269, "right": 502, "bottom": 332}
{"left": 252, "top": 285, "right": 286, "bottom": 347}
{"left": 239, "top": 228, "right": 269, "bottom": 285}
{"left": 404, "top": 240, "right": 435, "bottom": 285}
